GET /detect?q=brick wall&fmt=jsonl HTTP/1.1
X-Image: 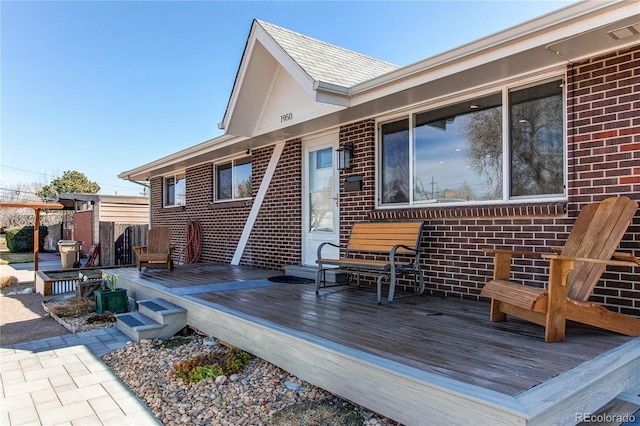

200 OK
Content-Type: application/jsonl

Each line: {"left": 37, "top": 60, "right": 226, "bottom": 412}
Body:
{"left": 151, "top": 161, "right": 252, "bottom": 265}
{"left": 338, "top": 120, "right": 376, "bottom": 240}
{"left": 565, "top": 45, "right": 640, "bottom": 315}
{"left": 334, "top": 46, "right": 639, "bottom": 316}
{"left": 242, "top": 140, "right": 303, "bottom": 269}
{"left": 72, "top": 210, "right": 93, "bottom": 254}
{"left": 150, "top": 140, "right": 303, "bottom": 269}
{"left": 149, "top": 45, "right": 639, "bottom": 316}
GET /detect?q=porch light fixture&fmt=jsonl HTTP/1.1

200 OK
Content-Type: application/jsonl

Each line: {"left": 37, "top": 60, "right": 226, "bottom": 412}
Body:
{"left": 336, "top": 143, "right": 354, "bottom": 170}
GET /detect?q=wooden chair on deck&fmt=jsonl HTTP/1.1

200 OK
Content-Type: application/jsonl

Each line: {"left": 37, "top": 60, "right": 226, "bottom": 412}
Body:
{"left": 481, "top": 196, "right": 640, "bottom": 342}
{"left": 134, "top": 227, "right": 174, "bottom": 271}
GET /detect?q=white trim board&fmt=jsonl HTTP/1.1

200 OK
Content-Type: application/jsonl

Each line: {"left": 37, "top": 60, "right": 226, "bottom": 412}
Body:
{"left": 232, "top": 141, "right": 286, "bottom": 265}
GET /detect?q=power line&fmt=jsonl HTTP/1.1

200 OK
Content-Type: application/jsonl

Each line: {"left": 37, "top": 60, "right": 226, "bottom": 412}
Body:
{"left": 0, "top": 187, "right": 39, "bottom": 195}
{"left": 0, "top": 165, "right": 47, "bottom": 176}
{"left": 0, "top": 164, "right": 142, "bottom": 192}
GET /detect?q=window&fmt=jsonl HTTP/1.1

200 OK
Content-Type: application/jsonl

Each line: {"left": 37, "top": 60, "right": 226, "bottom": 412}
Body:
{"left": 164, "top": 173, "right": 186, "bottom": 207}
{"left": 215, "top": 156, "right": 252, "bottom": 201}
{"left": 378, "top": 78, "right": 564, "bottom": 206}
{"left": 509, "top": 81, "right": 564, "bottom": 197}
{"left": 381, "top": 119, "right": 410, "bottom": 204}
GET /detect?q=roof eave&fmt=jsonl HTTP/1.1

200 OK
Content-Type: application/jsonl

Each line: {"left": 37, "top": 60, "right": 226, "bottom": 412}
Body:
{"left": 349, "top": 0, "right": 637, "bottom": 98}
{"left": 313, "top": 81, "right": 350, "bottom": 106}
{"left": 118, "top": 134, "right": 244, "bottom": 182}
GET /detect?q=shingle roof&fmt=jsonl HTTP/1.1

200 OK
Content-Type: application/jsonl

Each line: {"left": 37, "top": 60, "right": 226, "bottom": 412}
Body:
{"left": 256, "top": 20, "right": 399, "bottom": 88}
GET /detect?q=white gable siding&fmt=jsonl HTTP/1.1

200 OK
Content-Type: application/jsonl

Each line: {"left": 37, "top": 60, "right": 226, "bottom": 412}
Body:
{"left": 257, "top": 66, "right": 344, "bottom": 135}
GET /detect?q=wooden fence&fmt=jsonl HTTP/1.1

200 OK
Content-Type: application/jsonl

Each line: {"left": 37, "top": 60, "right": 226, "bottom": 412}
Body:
{"left": 98, "top": 222, "right": 148, "bottom": 266}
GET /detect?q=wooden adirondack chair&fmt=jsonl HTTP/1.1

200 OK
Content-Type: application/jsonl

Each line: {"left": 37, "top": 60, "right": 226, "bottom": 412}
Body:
{"left": 481, "top": 196, "right": 640, "bottom": 342}
{"left": 134, "top": 227, "right": 174, "bottom": 271}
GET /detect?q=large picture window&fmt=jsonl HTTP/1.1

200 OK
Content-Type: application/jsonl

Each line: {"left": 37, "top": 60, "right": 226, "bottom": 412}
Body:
{"left": 378, "top": 78, "right": 564, "bottom": 206}
{"left": 215, "top": 156, "right": 252, "bottom": 201}
{"left": 164, "top": 173, "right": 186, "bottom": 207}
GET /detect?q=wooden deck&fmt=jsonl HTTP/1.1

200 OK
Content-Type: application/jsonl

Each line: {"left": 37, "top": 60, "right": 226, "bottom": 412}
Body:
{"left": 115, "top": 263, "right": 640, "bottom": 425}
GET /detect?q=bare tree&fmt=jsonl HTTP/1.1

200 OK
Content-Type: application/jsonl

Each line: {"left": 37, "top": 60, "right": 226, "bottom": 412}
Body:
{"left": 462, "top": 94, "right": 563, "bottom": 198}
{"left": 462, "top": 108, "right": 503, "bottom": 199}
{"left": 0, "top": 183, "right": 64, "bottom": 230}
{"left": 510, "top": 98, "right": 563, "bottom": 196}
{"left": 0, "top": 183, "right": 40, "bottom": 229}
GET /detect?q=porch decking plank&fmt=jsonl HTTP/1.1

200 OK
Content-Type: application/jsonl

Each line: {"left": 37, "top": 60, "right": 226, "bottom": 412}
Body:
{"left": 116, "top": 264, "right": 638, "bottom": 424}
{"left": 119, "top": 264, "right": 632, "bottom": 395}
{"left": 191, "top": 280, "right": 630, "bottom": 396}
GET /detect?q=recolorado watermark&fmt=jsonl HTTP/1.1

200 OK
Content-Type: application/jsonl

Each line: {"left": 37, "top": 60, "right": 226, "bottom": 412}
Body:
{"left": 576, "top": 412, "right": 636, "bottom": 423}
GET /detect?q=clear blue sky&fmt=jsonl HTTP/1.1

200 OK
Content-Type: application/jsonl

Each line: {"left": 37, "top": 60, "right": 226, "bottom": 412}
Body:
{"left": 1, "top": 0, "right": 575, "bottom": 197}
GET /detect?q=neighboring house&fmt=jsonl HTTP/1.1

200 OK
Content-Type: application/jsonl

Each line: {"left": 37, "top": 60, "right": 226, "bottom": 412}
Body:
{"left": 57, "top": 193, "right": 149, "bottom": 263}
{"left": 119, "top": 1, "right": 640, "bottom": 317}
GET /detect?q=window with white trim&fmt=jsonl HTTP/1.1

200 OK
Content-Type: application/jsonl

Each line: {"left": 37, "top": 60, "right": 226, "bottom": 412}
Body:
{"left": 378, "top": 78, "right": 565, "bottom": 206}
{"left": 215, "top": 156, "right": 252, "bottom": 202}
{"left": 164, "top": 173, "right": 186, "bottom": 207}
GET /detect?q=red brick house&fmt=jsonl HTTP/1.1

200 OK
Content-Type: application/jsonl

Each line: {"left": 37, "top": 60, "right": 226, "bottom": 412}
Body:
{"left": 120, "top": 1, "right": 640, "bottom": 317}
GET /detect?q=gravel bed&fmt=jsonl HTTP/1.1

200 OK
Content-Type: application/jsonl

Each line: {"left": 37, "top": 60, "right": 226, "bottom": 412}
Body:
{"left": 102, "top": 335, "right": 397, "bottom": 426}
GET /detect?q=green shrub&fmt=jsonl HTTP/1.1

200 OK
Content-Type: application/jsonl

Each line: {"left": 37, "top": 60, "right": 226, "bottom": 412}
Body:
{"left": 5, "top": 226, "right": 48, "bottom": 253}
{"left": 172, "top": 348, "right": 252, "bottom": 383}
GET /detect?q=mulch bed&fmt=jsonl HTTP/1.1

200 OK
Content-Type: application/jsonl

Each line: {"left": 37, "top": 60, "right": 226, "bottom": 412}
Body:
{"left": 43, "top": 296, "right": 117, "bottom": 333}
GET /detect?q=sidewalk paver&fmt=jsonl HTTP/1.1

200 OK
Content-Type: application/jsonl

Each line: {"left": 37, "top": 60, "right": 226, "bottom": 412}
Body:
{"left": 0, "top": 328, "right": 161, "bottom": 425}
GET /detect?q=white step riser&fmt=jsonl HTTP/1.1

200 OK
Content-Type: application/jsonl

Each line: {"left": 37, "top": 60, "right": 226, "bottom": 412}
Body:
{"left": 116, "top": 313, "right": 162, "bottom": 342}
{"left": 116, "top": 298, "right": 187, "bottom": 343}
{"left": 137, "top": 298, "right": 187, "bottom": 326}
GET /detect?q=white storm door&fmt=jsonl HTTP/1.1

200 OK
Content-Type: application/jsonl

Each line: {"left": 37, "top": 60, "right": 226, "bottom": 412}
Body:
{"left": 303, "top": 133, "right": 340, "bottom": 266}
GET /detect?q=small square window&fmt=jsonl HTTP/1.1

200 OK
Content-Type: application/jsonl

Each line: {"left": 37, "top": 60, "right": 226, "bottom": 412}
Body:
{"left": 164, "top": 173, "right": 186, "bottom": 207}
{"left": 215, "top": 156, "right": 252, "bottom": 202}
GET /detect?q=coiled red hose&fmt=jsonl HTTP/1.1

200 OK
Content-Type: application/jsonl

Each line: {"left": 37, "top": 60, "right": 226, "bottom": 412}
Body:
{"left": 184, "top": 220, "right": 202, "bottom": 264}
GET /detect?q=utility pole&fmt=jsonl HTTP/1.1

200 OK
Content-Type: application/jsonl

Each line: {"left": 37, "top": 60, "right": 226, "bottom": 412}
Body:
{"left": 431, "top": 176, "right": 437, "bottom": 199}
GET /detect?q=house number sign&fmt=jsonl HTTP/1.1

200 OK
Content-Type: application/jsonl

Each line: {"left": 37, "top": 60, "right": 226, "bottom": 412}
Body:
{"left": 280, "top": 112, "right": 293, "bottom": 123}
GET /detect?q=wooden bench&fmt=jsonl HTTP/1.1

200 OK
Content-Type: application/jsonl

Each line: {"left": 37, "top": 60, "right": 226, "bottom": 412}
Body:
{"left": 315, "top": 222, "right": 425, "bottom": 304}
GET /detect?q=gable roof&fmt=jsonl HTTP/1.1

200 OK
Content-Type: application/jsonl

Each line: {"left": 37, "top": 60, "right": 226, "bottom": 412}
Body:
{"left": 219, "top": 19, "right": 399, "bottom": 137}
{"left": 256, "top": 20, "right": 399, "bottom": 89}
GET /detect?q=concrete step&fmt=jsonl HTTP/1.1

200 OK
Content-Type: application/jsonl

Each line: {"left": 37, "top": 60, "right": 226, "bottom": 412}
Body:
{"left": 137, "top": 298, "right": 187, "bottom": 326}
{"left": 116, "top": 298, "right": 187, "bottom": 342}
{"left": 116, "top": 311, "right": 164, "bottom": 342}
{"left": 284, "top": 264, "right": 347, "bottom": 283}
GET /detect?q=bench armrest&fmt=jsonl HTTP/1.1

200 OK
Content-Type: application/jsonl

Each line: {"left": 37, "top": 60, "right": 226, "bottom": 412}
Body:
{"left": 389, "top": 244, "right": 422, "bottom": 271}
{"left": 390, "top": 244, "right": 420, "bottom": 257}
{"left": 612, "top": 252, "right": 640, "bottom": 266}
{"left": 134, "top": 245, "right": 148, "bottom": 255}
{"left": 317, "top": 242, "right": 342, "bottom": 260}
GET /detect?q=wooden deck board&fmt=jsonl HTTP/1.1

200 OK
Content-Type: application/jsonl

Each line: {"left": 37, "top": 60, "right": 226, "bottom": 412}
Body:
{"left": 120, "top": 266, "right": 632, "bottom": 393}
{"left": 180, "top": 275, "right": 630, "bottom": 396}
